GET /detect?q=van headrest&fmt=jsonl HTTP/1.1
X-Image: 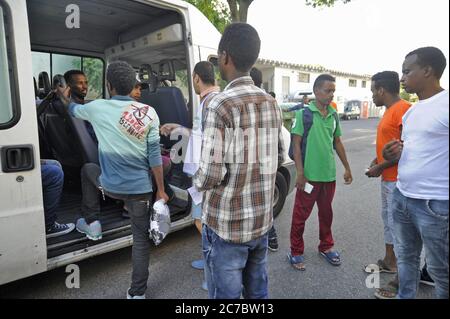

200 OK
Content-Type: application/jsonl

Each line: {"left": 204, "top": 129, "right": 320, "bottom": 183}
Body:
{"left": 38, "top": 71, "right": 51, "bottom": 99}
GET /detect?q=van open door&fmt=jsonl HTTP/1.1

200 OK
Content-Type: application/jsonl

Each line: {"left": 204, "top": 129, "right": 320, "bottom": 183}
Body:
{"left": 0, "top": 0, "right": 47, "bottom": 285}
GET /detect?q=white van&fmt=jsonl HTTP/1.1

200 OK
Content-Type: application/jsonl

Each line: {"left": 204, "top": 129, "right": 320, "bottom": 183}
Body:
{"left": 0, "top": 0, "right": 296, "bottom": 286}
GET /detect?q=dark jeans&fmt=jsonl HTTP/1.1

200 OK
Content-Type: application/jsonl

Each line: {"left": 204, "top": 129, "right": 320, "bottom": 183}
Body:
{"left": 41, "top": 159, "right": 64, "bottom": 228}
{"left": 202, "top": 225, "right": 269, "bottom": 299}
{"left": 107, "top": 190, "right": 153, "bottom": 297}
{"left": 80, "top": 163, "right": 102, "bottom": 223}
{"left": 80, "top": 163, "right": 153, "bottom": 296}
{"left": 80, "top": 163, "right": 173, "bottom": 223}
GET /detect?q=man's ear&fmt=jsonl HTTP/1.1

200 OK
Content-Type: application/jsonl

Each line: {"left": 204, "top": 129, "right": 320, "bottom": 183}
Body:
{"left": 423, "top": 65, "right": 434, "bottom": 78}
{"left": 223, "top": 51, "right": 230, "bottom": 66}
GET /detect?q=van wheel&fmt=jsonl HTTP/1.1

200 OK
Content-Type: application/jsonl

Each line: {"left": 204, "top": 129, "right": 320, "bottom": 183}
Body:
{"left": 273, "top": 172, "right": 288, "bottom": 219}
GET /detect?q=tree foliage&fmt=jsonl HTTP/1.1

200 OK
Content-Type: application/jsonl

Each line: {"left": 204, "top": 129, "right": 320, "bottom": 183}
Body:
{"left": 306, "top": 0, "right": 351, "bottom": 8}
{"left": 185, "top": 0, "right": 231, "bottom": 33}
{"left": 185, "top": 0, "right": 351, "bottom": 32}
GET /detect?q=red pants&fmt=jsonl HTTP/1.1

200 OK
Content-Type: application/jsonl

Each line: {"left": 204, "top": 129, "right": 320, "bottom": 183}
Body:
{"left": 290, "top": 181, "right": 336, "bottom": 256}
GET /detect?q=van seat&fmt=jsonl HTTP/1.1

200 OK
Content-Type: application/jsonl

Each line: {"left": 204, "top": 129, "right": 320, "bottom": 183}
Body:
{"left": 38, "top": 71, "right": 51, "bottom": 99}
{"left": 140, "top": 86, "right": 190, "bottom": 149}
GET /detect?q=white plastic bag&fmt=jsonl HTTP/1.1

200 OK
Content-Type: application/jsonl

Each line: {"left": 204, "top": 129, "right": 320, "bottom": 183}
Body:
{"left": 149, "top": 199, "right": 171, "bottom": 246}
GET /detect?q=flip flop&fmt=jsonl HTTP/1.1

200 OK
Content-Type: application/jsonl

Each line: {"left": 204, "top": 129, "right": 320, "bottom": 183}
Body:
{"left": 374, "top": 279, "right": 398, "bottom": 299}
{"left": 320, "top": 250, "right": 341, "bottom": 266}
{"left": 374, "top": 287, "right": 397, "bottom": 299}
{"left": 287, "top": 253, "right": 306, "bottom": 271}
{"left": 364, "top": 259, "right": 397, "bottom": 274}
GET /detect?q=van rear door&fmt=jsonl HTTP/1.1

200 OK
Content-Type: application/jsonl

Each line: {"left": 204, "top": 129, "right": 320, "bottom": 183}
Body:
{"left": 0, "top": 0, "right": 46, "bottom": 285}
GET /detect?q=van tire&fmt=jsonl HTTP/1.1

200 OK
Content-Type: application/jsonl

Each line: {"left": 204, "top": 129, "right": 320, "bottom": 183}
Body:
{"left": 273, "top": 172, "right": 288, "bottom": 219}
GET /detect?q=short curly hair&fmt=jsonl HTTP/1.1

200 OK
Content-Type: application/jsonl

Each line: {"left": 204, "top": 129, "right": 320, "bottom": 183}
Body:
{"left": 218, "top": 23, "right": 261, "bottom": 73}
{"left": 106, "top": 61, "right": 136, "bottom": 95}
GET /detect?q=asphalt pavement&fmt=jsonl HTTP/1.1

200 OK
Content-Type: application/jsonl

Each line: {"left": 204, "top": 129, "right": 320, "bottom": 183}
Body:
{"left": 0, "top": 119, "right": 435, "bottom": 299}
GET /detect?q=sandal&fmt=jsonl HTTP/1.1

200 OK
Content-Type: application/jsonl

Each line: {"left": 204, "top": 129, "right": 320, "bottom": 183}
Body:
{"left": 364, "top": 259, "right": 397, "bottom": 274}
{"left": 287, "top": 253, "right": 306, "bottom": 271}
{"left": 374, "top": 279, "right": 398, "bottom": 299}
{"left": 320, "top": 250, "right": 341, "bottom": 266}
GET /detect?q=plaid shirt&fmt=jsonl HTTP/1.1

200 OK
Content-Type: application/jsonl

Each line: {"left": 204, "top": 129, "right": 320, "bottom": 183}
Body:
{"left": 194, "top": 76, "right": 285, "bottom": 243}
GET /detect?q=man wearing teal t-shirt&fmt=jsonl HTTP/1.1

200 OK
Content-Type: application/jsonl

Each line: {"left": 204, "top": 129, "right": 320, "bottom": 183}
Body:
{"left": 288, "top": 74, "right": 353, "bottom": 270}
{"left": 59, "top": 61, "right": 168, "bottom": 299}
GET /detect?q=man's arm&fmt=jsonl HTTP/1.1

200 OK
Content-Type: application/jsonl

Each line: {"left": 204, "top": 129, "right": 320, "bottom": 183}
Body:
{"left": 334, "top": 137, "right": 353, "bottom": 185}
{"left": 147, "top": 115, "right": 169, "bottom": 202}
{"left": 56, "top": 86, "right": 91, "bottom": 120}
{"left": 194, "top": 108, "right": 227, "bottom": 191}
{"left": 292, "top": 134, "right": 308, "bottom": 191}
{"left": 291, "top": 110, "right": 307, "bottom": 190}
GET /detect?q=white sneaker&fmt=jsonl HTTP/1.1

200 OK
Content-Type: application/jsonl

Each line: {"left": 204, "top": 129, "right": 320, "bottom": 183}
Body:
{"left": 76, "top": 218, "right": 102, "bottom": 241}
{"left": 127, "top": 288, "right": 145, "bottom": 299}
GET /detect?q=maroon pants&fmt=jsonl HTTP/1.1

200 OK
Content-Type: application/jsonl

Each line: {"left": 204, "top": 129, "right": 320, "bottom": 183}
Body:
{"left": 290, "top": 181, "right": 336, "bottom": 256}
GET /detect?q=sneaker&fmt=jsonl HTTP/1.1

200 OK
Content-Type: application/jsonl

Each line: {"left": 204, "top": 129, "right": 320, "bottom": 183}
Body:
{"left": 268, "top": 236, "right": 279, "bottom": 252}
{"left": 46, "top": 222, "right": 75, "bottom": 238}
{"left": 76, "top": 218, "right": 102, "bottom": 241}
{"left": 126, "top": 288, "right": 145, "bottom": 299}
{"left": 420, "top": 267, "right": 435, "bottom": 287}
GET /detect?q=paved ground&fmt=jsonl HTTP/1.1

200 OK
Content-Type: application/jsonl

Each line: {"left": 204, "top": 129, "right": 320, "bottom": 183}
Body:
{"left": 0, "top": 119, "right": 435, "bottom": 299}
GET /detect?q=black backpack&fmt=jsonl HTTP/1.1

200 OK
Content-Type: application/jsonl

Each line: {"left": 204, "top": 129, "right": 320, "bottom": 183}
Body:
{"left": 288, "top": 105, "right": 339, "bottom": 164}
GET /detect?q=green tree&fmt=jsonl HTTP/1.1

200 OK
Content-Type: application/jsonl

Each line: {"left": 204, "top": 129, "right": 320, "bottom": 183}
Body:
{"left": 400, "top": 87, "right": 419, "bottom": 103}
{"left": 185, "top": 0, "right": 231, "bottom": 33}
{"left": 306, "top": 0, "right": 351, "bottom": 8}
{"left": 185, "top": 0, "right": 351, "bottom": 32}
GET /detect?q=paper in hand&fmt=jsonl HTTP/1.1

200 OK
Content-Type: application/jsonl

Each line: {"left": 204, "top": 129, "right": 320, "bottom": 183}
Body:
{"left": 188, "top": 186, "right": 203, "bottom": 205}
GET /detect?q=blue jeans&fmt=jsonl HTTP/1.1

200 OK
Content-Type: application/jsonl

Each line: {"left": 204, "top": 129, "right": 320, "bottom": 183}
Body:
{"left": 40, "top": 160, "right": 64, "bottom": 229}
{"left": 392, "top": 187, "right": 449, "bottom": 299}
{"left": 202, "top": 225, "right": 269, "bottom": 299}
{"left": 381, "top": 181, "right": 396, "bottom": 246}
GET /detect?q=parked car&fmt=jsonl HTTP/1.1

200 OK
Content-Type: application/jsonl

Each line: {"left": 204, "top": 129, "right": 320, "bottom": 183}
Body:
{"left": 341, "top": 106, "right": 361, "bottom": 120}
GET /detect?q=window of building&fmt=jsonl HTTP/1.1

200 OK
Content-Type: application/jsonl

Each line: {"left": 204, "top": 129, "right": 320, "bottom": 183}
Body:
{"left": 349, "top": 79, "right": 357, "bottom": 87}
{"left": 297, "top": 72, "right": 310, "bottom": 83}
{"left": 362, "top": 80, "right": 367, "bottom": 88}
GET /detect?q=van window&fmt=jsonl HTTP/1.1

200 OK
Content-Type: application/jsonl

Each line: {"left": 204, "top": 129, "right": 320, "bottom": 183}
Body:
{"left": 32, "top": 52, "right": 104, "bottom": 100}
{"left": 0, "top": 4, "right": 17, "bottom": 127}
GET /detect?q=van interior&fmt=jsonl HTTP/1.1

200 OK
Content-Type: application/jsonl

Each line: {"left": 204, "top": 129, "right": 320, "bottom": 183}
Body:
{"left": 27, "top": 0, "right": 194, "bottom": 258}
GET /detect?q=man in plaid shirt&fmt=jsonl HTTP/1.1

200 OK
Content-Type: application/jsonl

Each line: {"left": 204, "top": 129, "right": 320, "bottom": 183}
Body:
{"left": 194, "top": 23, "right": 285, "bottom": 299}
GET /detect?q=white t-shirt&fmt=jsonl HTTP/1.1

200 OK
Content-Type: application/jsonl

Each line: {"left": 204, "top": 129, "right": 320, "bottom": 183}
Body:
{"left": 183, "top": 99, "right": 204, "bottom": 176}
{"left": 397, "top": 90, "right": 449, "bottom": 200}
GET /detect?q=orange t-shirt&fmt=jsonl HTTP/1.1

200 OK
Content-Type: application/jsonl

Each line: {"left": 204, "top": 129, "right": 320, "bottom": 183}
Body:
{"left": 376, "top": 100, "right": 412, "bottom": 181}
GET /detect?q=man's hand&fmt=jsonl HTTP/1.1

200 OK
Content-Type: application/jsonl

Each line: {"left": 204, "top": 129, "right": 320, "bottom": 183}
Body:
{"left": 55, "top": 86, "right": 71, "bottom": 106}
{"left": 383, "top": 140, "right": 403, "bottom": 162}
{"left": 156, "top": 190, "right": 169, "bottom": 203}
{"left": 365, "top": 165, "right": 383, "bottom": 178}
{"left": 296, "top": 173, "right": 308, "bottom": 191}
{"left": 344, "top": 169, "right": 353, "bottom": 185}
{"left": 369, "top": 158, "right": 378, "bottom": 168}
{"left": 160, "top": 123, "right": 181, "bottom": 137}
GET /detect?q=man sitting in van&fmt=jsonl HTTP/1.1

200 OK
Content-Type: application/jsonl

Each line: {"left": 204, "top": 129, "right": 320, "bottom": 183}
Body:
{"left": 63, "top": 70, "right": 97, "bottom": 143}
{"left": 58, "top": 60, "right": 169, "bottom": 299}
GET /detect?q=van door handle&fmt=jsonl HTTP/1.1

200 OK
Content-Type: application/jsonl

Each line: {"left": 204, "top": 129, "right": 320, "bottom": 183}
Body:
{"left": 1, "top": 145, "right": 35, "bottom": 172}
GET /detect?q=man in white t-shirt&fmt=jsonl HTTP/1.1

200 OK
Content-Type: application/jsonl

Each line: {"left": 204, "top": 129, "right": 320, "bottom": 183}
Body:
{"left": 160, "top": 61, "right": 219, "bottom": 290}
{"left": 383, "top": 47, "right": 449, "bottom": 299}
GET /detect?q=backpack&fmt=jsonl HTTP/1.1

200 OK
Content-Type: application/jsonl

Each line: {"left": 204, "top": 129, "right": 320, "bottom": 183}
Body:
{"left": 288, "top": 105, "right": 339, "bottom": 164}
